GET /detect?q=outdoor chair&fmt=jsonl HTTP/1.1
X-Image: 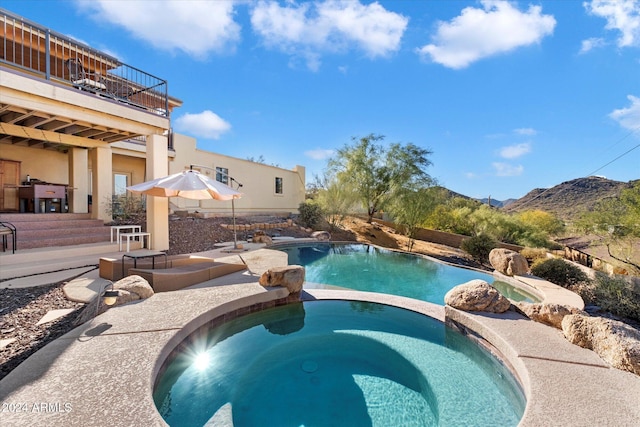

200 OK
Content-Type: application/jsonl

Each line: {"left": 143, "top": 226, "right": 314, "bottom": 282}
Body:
{"left": 0, "top": 221, "right": 17, "bottom": 254}
{"left": 65, "top": 58, "right": 107, "bottom": 92}
{"left": 65, "top": 58, "right": 133, "bottom": 100}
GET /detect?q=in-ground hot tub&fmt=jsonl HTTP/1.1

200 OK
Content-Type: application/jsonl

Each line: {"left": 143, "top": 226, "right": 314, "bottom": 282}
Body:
{"left": 154, "top": 300, "right": 525, "bottom": 426}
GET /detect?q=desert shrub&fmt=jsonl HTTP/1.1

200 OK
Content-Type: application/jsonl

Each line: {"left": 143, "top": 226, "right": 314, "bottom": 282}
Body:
{"left": 106, "top": 195, "right": 146, "bottom": 223}
{"left": 461, "top": 234, "right": 497, "bottom": 264}
{"left": 520, "top": 247, "right": 549, "bottom": 263}
{"left": 298, "top": 201, "right": 323, "bottom": 228}
{"left": 516, "top": 210, "right": 565, "bottom": 236}
{"left": 530, "top": 258, "right": 589, "bottom": 288}
{"left": 591, "top": 273, "right": 640, "bottom": 322}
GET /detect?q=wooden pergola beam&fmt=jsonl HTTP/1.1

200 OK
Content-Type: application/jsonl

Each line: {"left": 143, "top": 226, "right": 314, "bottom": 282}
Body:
{"left": 0, "top": 122, "right": 108, "bottom": 148}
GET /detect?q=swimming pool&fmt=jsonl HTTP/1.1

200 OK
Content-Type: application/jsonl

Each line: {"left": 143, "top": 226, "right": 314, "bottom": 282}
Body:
{"left": 154, "top": 300, "right": 525, "bottom": 426}
{"left": 277, "top": 243, "right": 539, "bottom": 303}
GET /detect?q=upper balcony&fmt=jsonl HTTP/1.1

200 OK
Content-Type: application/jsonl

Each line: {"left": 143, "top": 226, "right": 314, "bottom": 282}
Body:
{"left": 1, "top": 8, "right": 171, "bottom": 118}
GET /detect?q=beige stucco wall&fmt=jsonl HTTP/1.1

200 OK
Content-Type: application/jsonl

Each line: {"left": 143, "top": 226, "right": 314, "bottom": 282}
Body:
{"left": 1, "top": 144, "right": 69, "bottom": 184}
{"left": 168, "top": 134, "right": 305, "bottom": 216}
{"left": 112, "top": 154, "right": 146, "bottom": 189}
{"left": 4, "top": 133, "right": 306, "bottom": 219}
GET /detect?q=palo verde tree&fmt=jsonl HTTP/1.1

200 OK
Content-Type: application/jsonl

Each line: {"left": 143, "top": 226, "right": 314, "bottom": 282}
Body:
{"left": 389, "top": 187, "right": 442, "bottom": 252}
{"left": 315, "top": 173, "right": 358, "bottom": 229}
{"left": 328, "top": 134, "right": 434, "bottom": 223}
{"left": 574, "top": 181, "right": 640, "bottom": 274}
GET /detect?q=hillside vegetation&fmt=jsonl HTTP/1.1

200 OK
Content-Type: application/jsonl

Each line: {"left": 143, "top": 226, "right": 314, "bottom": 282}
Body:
{"left": 502, "top": 176, "right": 634, "bottom": 221}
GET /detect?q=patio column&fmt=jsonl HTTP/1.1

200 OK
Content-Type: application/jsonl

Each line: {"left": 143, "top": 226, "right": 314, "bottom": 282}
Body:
{"left": 89, "top": 146, "right": 112, "bottom": 222}
{"left": 68, "top": 147, "right": 89, "bottom": 213}
{"left": 146, "top": 133, "right": 169, "bottom": 251}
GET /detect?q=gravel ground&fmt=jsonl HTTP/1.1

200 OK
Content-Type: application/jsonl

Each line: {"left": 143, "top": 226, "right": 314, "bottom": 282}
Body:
{"left": 0, "top": 281, "right": 86, "bottom": 379}
{"left": 166, "top": 215, "right": 313, "bottom": 255}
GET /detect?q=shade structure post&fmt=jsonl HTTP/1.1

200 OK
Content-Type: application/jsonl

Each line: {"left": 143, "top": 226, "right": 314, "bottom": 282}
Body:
{"left": 232, "top": 198, "right": 238, "bottom": 249}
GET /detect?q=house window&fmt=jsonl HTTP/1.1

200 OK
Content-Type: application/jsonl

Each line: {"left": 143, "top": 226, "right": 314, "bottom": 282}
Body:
{"left": 275, "top": 177, "right": 283, "bottom": 194}
{"left": 216, "top": 167, "right": 228, "bottom": 184}
{"left": 113, "top": 173, "right": 129, "bottom": 196}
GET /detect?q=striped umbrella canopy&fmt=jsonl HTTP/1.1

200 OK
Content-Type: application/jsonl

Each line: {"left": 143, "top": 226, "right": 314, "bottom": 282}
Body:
{"left": 126, "top": 169, "right": 242, "bottom": 201}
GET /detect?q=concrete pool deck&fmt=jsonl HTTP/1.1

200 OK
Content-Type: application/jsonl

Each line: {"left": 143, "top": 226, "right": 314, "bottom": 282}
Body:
{"left": 1, "top": 247, "right": 639, "bottom": 426}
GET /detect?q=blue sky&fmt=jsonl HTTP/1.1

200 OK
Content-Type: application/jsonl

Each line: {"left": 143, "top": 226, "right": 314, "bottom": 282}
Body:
{"left": 5, "top": 0, "right": 639, "bottom": 200}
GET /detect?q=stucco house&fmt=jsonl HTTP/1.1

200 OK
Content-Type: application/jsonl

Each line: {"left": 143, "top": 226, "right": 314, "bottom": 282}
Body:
{"left": 0, "top": 9, "right": 305, "bottom": 251}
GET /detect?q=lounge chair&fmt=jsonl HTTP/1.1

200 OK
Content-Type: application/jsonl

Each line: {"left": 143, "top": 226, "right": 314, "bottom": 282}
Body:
{"left": 65, "top": 58, "right": 107, "bottom": 92}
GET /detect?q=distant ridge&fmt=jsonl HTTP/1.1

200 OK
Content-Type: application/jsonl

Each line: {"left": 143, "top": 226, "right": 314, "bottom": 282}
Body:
{"left": 478, "top": 197, "right": 517, "bottom": 208}
{"left": 501, "top": 176, "right": 634, "bottom": 220}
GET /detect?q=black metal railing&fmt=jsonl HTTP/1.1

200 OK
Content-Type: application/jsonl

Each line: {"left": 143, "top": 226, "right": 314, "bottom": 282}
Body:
{"left": 0, "top": 8, "right": 168, "bottom": 116}
{"left": 125, "top": 128, "right": 173, "bottom": 150}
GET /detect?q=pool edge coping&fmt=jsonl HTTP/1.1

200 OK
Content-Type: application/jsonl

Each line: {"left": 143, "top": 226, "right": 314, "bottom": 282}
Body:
{"left": 1, "top": 247, "right": 637, "bottom": 426}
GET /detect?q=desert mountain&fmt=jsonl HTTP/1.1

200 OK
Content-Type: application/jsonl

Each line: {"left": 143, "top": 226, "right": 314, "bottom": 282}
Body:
{"left": 501, "top": 176, "right": 634, "bottom": 220}
{"left": 478, "top": 197, "right": 517, "bottom": 208}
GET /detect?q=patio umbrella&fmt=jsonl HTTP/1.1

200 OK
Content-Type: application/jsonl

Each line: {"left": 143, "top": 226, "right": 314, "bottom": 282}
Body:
{"left": 126, "top": 168, "right": 242, "bottom": 201}
{"left": 126, "top": 168, "right": 243, "bottom": 248}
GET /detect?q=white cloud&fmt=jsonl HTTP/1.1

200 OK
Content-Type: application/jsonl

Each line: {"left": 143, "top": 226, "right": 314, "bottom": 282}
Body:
{"left": 579, "top": 37, "right": 607, "bottom": 53}
{"left": 499, "top": 142, "right": 531, "bottom": 159}
{"left": 174, "top": 111, "right": 232, "bottom": 140}
{"left": 416, "top": 0, "right": 556, "bottom": 69}
{"left": 250, "top": 0, "right": 408, "bottom": 70}
{"left": 609, "top": 95, "right": 640, "bottom": 131}
{"left": 492, "top": 162, "right": 524, "bottom": 176}
{"left": 305, "top": 148, "right": 335, "bottom": 160}
{"left": 514, "top": 127, "right": 537, "bottom": 136}
{"left": 79, "top": 0, "right": 241, "bottom": 58}
{"left": 584, "top": 0, "right": 640, "bottom": 48}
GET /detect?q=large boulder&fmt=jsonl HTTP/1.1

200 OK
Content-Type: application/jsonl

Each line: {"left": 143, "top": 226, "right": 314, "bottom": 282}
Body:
{"left": 112, "top": 275, "right": 154, "bottom": 304}
{"left": 75, "top": 275, "right": 154, "bottom": 325}
{"left": 252, "top": 230, "right": 273, "bottom": 244}
{"left": 259, "top": 265, "right": 305, "bottom": 294}
{"left": 516, "top": 302, "right": 585, "bottom": 329}
{"left": 489, "top": 248, "right": 529, "bottom": 276}
{"left": 311, "top": 230, "right": 331, "bottom": 241}
{"left": 562, "top": 314, "right": 640, "bottom": 375}
{"left": 444, "top": 279, "right": 511, "bottom": 313}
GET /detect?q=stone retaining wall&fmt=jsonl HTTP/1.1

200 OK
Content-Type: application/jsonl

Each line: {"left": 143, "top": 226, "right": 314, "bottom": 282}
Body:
{"left": 561, "top": 246, "right": 627, "bottom": 275}
{"left": 220, "top": 220, "right": 297, "bottom": 232}
{"left": 374, "top": 218, "right": 523, "bottom": 252}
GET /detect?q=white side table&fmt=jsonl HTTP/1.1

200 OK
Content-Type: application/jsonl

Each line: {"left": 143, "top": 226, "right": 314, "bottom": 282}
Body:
{"left": 119, "top": 232, "right": 151, "bottom": 252}
{"left": 111, "top": 225, "right": 142, "bottom": 243}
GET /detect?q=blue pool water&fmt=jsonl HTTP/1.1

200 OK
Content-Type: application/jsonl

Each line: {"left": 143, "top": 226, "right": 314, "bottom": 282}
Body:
{"left": 279, "top": 243, "right": 538, "bottom": 304}
{"left": 154, "top": 301, "right": 526, "bottom": 426}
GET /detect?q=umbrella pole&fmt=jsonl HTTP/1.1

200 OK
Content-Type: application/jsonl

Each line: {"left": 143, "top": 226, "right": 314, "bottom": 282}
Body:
{"left": 232, "top": 198, "right": 238, "bottom": 249}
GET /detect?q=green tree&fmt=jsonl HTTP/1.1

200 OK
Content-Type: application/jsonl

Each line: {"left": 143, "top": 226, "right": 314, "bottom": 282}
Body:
{"left": 389, "top": 187, "right": 440, "bottom": 252}
{"left": 575, "top": 181, "right": 640, "bottom": 273}
{"left": 423, "top": 195, "right": 481, "bottom": 235}
{"left": 328, "top": 134, "right": 434, "bottom": 223}
{"left": 315, "top": 173, "right": 358, "bottom": 230}
{"left": 516, "top": 210, "right": 565, "bottom": 236}
{"left": 424, "top": 198, "right": 554, "bottom": 248}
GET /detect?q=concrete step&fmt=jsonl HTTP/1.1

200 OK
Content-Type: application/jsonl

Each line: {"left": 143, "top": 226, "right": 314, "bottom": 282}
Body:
{"left": 17, "top": 227, "right": 111, "bottom": 240}
{"left": 16, "top": 233, "right": 112, "bottom": 249}
{"left": 0, "top": 213, "right": 111, "bottom": 251}
{"left": 0, "top": 213, "right": 91, "bottom": 222}
{"left": 5, "top": 219, "right": 106, "bottom": 231}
